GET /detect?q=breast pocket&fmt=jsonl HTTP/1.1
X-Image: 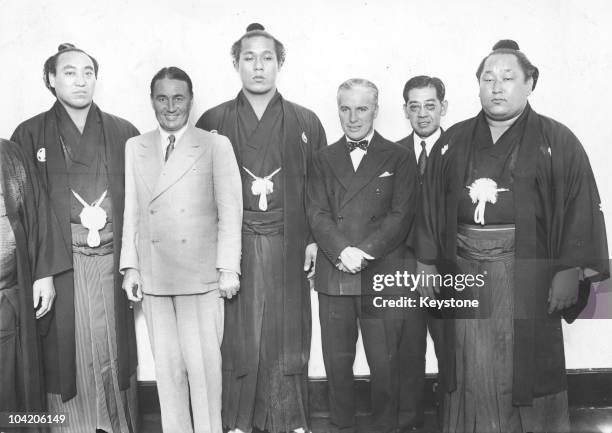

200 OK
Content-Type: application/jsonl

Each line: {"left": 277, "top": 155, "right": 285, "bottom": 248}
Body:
{"left": 371, "top": 175, "right": 394, "bottom": 203}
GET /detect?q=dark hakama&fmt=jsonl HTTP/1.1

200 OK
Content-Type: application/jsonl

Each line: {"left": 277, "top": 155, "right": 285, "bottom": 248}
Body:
{"left": 43, "top": 104, "right": 138, "bottom": 433}
{"left": 448, "top": 224, "right": 569, "bottom": 433}
{"left": 417, "top": 104, "right": 609, "bottom": 433}
{"left": 221, "top": 93, "right": 307, "bottom": 433}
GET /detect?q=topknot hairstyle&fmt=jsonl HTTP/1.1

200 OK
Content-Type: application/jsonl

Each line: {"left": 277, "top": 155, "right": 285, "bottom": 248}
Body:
{"left": 476, "top": 39, "right": 539, "bottom": 90}
{"left": 230, "top": 23, "right": 286, "bottom": 66}
{"left": 43, "top": 43, "right": 99, "bottom": 96}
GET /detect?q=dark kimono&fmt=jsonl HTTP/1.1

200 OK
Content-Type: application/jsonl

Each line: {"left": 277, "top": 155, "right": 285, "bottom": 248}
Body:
{"left": 0, "top": 139, "right": 71, "bottom": 426}
{"left": 417, "top": 104, "right": 609, "bottom": 432}
{"left": 10, "top": 102, "right": 140, "bottom": 426}
{"left": 196, "top": 91, "right": 326, "bottom": 432}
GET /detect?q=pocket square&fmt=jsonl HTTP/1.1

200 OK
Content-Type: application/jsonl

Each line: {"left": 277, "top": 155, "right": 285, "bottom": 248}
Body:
{"left": 379, "top": 171, "right": 394, "bottom": 178}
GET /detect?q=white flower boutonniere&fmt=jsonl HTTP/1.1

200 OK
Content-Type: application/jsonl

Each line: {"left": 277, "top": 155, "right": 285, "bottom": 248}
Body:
{"left": 467, "top": 178, "right": 509, "bottom": 225}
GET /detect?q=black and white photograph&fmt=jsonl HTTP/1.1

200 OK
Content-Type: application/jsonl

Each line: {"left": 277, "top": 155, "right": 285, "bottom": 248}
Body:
{"left": 1, "top": 1, "right": 611, "bottom": 432}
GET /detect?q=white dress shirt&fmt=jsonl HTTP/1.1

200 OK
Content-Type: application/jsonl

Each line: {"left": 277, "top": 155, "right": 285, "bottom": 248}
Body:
{"left": 346, "top": 130, "right": 375, "bottom": 171}
{"left": 158, "top": 123, "right": 189, "bottom": 160}
{"left": 413, "top": 127, "right": 441, "bottom": 159}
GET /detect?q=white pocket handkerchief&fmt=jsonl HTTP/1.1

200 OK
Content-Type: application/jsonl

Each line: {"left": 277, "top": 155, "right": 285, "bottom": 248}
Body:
{"left": 379, "top": 171, "right": 394, "bottom": 178}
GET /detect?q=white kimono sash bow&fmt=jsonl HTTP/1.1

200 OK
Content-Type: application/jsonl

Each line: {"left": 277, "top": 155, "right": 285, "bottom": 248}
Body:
{"left": 242, "top": 167, "right": 281, "bottom": 211}
{"left": 71, "top": 189, "right": 108, "bottom": 247}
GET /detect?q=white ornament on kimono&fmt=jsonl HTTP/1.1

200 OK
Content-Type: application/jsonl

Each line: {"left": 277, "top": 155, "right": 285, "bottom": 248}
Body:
{"left": 243, "top": 166, "right": 281, "bottom": 211}
{"left": 466, "top": 178, "right": 509, "bottom": 225}
{"left": 72, "top": 189, "right": 108, "bottom": 247}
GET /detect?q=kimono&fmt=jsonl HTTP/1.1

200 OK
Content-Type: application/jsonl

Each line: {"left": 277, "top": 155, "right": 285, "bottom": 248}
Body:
{"left": 11, "top": 102, "right": 140, "bottom": 432}
{"left": 417, "top": 104, "right": 609, "bottom": 432}
{"left": 0, "top": 138, "right": 71, "bottom": 428}
{"left": 196, "top": 91, "right": 326, "bottom": 433}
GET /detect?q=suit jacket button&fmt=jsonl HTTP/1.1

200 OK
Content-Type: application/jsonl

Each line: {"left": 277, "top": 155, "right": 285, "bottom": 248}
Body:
{"left": 370, "top": 216, "right": 376, "bottom": 221}
{"left": 181, "top": 239, "right": 187, "bottom": 244}
{"left": 338, "top": 216, "right": 343, "bottom": 221}
{"left": 150, "top": 210, "right": 156, "bottom": 215}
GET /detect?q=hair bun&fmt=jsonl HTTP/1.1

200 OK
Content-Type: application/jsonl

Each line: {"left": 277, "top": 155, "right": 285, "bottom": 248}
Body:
{"left": 58, "top": 43, "right": 76, "bottom": 52}
{"left": 492, "top": 39, "right": 520, "bottom": 51}
{"left": 246, "top": 23, "right": 265, "bottom": 32}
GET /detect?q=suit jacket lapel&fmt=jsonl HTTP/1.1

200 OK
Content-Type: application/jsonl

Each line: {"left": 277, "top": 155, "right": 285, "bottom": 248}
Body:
{"left": 134, "top": 131, "right": 162, "bottom": 196}
{"left": 341, "top": 131, "right": 392, "bottom": 208}
{"left": 326, "top": 137, "right": 354, "bottom": 191}
{"left": 153, "top": 126, "right": 205, "bottom": 200}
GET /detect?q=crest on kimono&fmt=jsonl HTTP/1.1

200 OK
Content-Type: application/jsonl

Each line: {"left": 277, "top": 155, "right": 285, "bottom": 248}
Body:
{"left": 36, "top": 147, "right": 46, "bottom": 162}
{"left": 301, "top": 131, "right": 308, "bottom": 144}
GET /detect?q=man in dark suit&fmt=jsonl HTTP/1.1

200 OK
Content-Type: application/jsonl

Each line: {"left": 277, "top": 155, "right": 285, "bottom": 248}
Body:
{"left": 308, "top": 78, "right": 417, "bottom": 433}
{"left": 396, "top": 75, "right": 447, "bottom": 432}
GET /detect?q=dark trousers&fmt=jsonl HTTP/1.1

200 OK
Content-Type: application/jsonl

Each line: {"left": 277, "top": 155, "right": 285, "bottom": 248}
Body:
{"left": 398, "top": 305, "right": 445, "bottom": 429}
{"left": 319, "top": 293, "right": 402, "bottom": 433}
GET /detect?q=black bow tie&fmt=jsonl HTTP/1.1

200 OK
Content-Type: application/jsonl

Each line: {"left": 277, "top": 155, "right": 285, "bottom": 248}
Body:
{"left": 346, "top": 139, "right": 369, "bottom": 152}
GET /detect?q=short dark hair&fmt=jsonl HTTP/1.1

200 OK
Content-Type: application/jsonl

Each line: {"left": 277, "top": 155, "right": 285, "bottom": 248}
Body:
{"left": 43, "top": 43, "right": 99, "bottom": 96}
{"left": 150, "top": 66, "right": 193, "bottom": 96}
{"left": 402, "top": 75, "right": 446, "bottom": 103}
{"left": 231, "top": 23, "right": 286, "bottom": 66}
{"left": 476, "top": 39, "right": 539, "bottom": 90}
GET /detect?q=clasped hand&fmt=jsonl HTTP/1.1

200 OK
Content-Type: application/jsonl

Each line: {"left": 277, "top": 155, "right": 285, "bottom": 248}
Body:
{"left": 337, "top": 246, "right": 374, "bottom": 274}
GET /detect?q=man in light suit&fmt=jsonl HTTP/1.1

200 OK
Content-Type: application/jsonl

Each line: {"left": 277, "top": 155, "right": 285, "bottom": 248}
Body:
{"left": 396, "top": 75, "right": 447, "bottom": 432}
{"left": 120, "top": 67, "right": 242, "bottom": 433}
{"left": 308, "top": 78, "right": 417, "bottom": 433}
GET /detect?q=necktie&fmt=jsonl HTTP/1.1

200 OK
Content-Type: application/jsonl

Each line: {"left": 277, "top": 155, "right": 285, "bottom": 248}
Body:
{"left": 164, "top": 134, "right": 176, "bottom": 163}
{"left": 417, "top": 140, "right": 427, "bottom": 176}
{"left": 346, "top": 139, "right": 369, "bottom": 152}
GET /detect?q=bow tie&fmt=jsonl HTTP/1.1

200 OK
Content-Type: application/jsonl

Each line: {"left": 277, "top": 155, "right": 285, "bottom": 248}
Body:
{"left": 346, "top": 139, "right": 369, "bottom": 152}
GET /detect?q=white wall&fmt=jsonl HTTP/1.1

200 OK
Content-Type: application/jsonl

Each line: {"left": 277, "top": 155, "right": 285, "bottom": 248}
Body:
{"left": 2, "top": 0, "right": 611, "bottom": 380}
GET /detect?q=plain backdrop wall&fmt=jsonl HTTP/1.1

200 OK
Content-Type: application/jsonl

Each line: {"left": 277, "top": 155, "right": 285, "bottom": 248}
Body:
{"left": 2, "top": 0, "right": 611, "bottom": 380}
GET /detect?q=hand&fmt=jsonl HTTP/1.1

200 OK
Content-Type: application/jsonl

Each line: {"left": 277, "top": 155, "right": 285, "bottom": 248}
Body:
{"left": 335, "top": 261, "right": 351, "bottom": 273}
{"left": 339, "top": 247, "right": 374, "bottom": 274}
{"left": 416, "top": 261, "right": 440, "bottom": 299}
{"left": 33, "top": 276, "right": 56, "bottom": 319}
{"left": 219, "top": 271, "right": 240, "bottom": 299}
{"left": 303, "top": 243, "right": 318, "bottom": 280}
{"left": 122, "top": 268, "right": 143, "bottom": 302}
{"left": 548, "top": 267, "right": 580, "bottom": 314}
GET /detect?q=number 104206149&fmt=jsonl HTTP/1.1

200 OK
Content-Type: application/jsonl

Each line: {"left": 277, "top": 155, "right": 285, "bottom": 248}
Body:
{"left": 0, "top": 412, "right": 69, "bottom": 428}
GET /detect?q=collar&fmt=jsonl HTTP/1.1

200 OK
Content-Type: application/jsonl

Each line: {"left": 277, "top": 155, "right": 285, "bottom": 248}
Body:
{"left": 158, "top": 123, "right": 189, "bottom": 149}
{"left": 414, "top": 127, "right": 441, "bottom": 157}
{"left": 345, "top": 129, "right": 375, "bottom": 147}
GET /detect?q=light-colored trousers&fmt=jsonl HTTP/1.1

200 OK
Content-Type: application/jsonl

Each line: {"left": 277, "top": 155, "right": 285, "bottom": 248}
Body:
{"left": 143, "top": 290, "right": 224, "bottom": 433}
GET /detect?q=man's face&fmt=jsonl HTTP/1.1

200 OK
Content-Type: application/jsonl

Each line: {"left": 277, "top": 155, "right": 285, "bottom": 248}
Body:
{"left": 49, "top": 51, "right": 96, "bottom": 110}
{"left": 235, "top": 35, "right": 280, "bottom": 96}
{"left": 151, "top": 78, "right": 192, "bottom": 132}
{"left": 337, "top": 86, "right": 378, "bottom": 141}
{"left": 479, "top": 53, "right": 532, "bottom": 121}
{"left": 403, "top": 86, "right": 447, "bottom": 138}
